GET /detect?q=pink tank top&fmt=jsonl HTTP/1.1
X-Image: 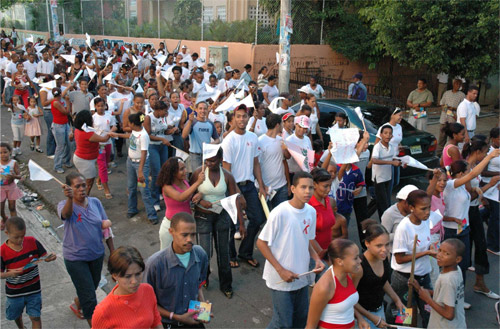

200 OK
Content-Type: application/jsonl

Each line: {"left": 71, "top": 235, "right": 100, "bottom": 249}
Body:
{"left": 442, "top": 144, "right": 462, "bottom": 167}
{"left": 163, "top": 180, "right": 192, "bottom": 219}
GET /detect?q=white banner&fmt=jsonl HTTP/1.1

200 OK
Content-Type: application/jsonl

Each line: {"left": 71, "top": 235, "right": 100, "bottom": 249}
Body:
{"left": 327, "top": 127, "right": 359, "bottom": 164}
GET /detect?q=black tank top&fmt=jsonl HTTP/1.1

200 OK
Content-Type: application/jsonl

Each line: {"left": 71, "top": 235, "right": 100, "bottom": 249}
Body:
{"left": 357, "top": 253, "right": 390, "bottom": 311}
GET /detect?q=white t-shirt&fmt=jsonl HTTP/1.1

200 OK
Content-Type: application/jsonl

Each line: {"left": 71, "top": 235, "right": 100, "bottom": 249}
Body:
{"left": 23, "top": 60, "right": 38, "bottom": 80}
{"left": 246, "top": 117, "right": 268, "bottom": 137}
{"left": 217, "top": 78, "right": 231, "bottom": 94}
{"left": 376, "top": 123, "right": 403, "bottom": 150}
{"left": 482, "top": 146, "right": 500, "bottom": 184}
{"left": 92, "top": 112, "right": 116, "bottom": 145}
{"left": 371, "top": 142, "right": 396, "bottom": 183}
{"left": 258, "top": 134, "right": 287, "bottom": 190}
{"left": 304, "top": 84, "right": 325, "bottom": 99}
{"left": 286, "top": 133, "right": 312, "bottom": 173}
{"left": 436, "top": 72, "right": 449, "bottom": 84}
{"left": 208, "top": 111, "right": 226, "bottom": 128}
{"left": 6, "top": 61, "right": 17, "bottom": 75}
{"left": 282, "top": 129, "right": 293, "bottom": 141}
{"left": 222, "top": 131, "right": 259, "bottom": 183}
{"left": 275, "top": 107, "right": 294, "bottom": 116}
{"left": 36, "top": 60, "right": 54, "bottom": 75}
{"left": 259, "top": 201, "right": 317, "bottom": 291}
{"left": 262, "top": 84, "right": 279, "bottom": 105}
{"left": 391, "top": 216, "right": 432, "bottom": 276}
{"left": 457, "top": 99, "right": 479, "bottom": 131}
{"left": 443, "top": 179, "right": 470, "bottom": 229}
{"left": 128, "top": 127, "right": 150, "bottom": 160}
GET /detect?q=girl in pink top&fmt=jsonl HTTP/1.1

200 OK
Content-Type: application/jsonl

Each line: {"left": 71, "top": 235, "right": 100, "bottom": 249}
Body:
{"left": 440, "top": 122, "right": 465, "bottom": 168}
{"left": 156, "top": 157, "right": 205, "bottom": 250}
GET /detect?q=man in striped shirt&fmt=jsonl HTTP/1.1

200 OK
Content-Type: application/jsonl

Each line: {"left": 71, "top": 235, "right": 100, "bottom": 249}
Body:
{"left": 1, "top": 217, "right": 56, "bottom": 329}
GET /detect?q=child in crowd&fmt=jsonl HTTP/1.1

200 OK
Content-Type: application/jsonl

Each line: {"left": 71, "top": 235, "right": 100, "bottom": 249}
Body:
{"left": 330, "top": 198, "right": 348, "bottom": 240}
{"left": 24, "top": 96, "right": 43, "bottom": 153}
{"left": 1, "top": 217, "right": 57, "bottom": 329}
{"left": 213, "top": 121, "right": 223, "bottom": 143}
{"left": 0, "top": 143, "right": 23, "bottom": 230}
{"left": 334, "top": 111, "right": 348, "bottom": 128}
{"left": 313, "top": 139, "right": 324, "bottom": 167}
{"left": 410, "top": 238, "right": 466, "bottom": 329}
{"left": 281, "top": 112, "right": 294, "bottom": 140}
{"left": 10, "top": 95, "right": 26, "bottom": 156}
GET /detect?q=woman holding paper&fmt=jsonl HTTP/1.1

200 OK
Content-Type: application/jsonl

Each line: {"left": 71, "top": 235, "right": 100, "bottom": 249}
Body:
{"left": 73, "top": 110, "right": 113, "bottom": 196}
{"left": 443, "top": 148, "right": 500, "bottom": 307}
{"left": 191, "top": 147, "right": 245, "bottom": 298}
{"left": 157, "top": 157, "right": 205, "bottom": 250}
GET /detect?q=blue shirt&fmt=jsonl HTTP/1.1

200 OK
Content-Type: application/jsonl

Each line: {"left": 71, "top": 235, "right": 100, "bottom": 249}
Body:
{"left": 188, "top": 120, "right": 219, "bottom": 153}
{"left": 336, "top": 164, "right": 365, "bottom": 214}
{"left": 57, "top": 197, "right": 107, "bottom": 261}
{"left": 348, "top": 81, "right": 367, "bottom": 101}
{"left": 144, "top": 244, "right": 208, "bottom": 325}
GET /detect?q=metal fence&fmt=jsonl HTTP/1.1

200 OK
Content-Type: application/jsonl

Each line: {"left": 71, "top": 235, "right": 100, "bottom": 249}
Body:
{"left": 0, "top": 0, "right": 325, "bottom": 45}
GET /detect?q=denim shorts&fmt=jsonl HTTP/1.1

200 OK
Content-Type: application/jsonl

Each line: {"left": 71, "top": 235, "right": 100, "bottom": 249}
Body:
{"left": 5, "top": 292, "right": 42, "bottom": 320}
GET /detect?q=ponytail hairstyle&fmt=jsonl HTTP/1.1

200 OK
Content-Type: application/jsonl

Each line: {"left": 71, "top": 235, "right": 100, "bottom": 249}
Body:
{"left": 442, "top": 122, "right": 465, "bottom": 139}
{"left": 448, "top": 160, "right": 468, "bottom": 178}
{"left": 362, "top": 219, "right": 389, "bottom": 243}
{"left": 327, "top": 239, "right": 356, "bottom": 263}
{"left": 461, "top": 140, "right": 488, "bottom": 159}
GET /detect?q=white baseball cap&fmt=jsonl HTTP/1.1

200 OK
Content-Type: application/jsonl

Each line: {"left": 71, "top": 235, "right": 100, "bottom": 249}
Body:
{"left": 396, "top": 184, "right": 419, "bottom": 200}
{"left": 294, "top": 115, "right": 311, "bottom": 129}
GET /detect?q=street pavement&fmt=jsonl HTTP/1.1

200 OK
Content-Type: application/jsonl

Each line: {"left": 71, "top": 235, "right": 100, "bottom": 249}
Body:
{"left": 1, "top": 105, "right": 499, "bottom": 328}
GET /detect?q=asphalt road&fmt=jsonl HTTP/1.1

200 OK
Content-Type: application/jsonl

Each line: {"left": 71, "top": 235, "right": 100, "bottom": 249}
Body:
{"left": 1, "top": 105, "right": 499, "bottom": 328}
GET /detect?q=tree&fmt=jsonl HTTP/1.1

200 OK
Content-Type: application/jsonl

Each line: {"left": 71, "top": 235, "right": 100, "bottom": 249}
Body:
{"left": 174, "top": 0, "right": 201, "bottom": 27}
{"left": 360, "top": 0, "right": 499, "bottom": 79}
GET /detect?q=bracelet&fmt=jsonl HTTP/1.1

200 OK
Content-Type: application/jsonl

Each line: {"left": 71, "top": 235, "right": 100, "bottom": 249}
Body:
{"left": 169, "top": 311, "right": 174, "bottom": 320}
{"left": 375, "top": 316, "right": 382, "bottom": 326}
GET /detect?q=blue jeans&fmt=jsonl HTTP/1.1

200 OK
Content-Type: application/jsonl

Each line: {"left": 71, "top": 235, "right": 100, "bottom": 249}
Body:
{"left": 362, "top": 306, "right": 385, "bottom": 329}
{"left": 5, "top": 292, "right": 42, "bottom": 320}
{"left": 487, "top": 200, "right": 499, "bottom": 252}
{"left": 237, "top": 183, "right": 266, "bottom": 260}
{"left": 172, "top": 133, "right": 184, "bottom": 150}
{"left": 268, "top": 286, "right": 309, "bottom": 329}
{"left": 444, "top": 226, "right": 470, "bottom": 285}
{"left": 43, "top": 110, "right": 56, "bottom": 155}
{"left": 64, "top": 255, "right": 104, "bottom": 320}
{"left": 52, "top": 123, "right": 71, "bottom": 170}
{"left": 127, "top": 157, "right": 158, "bottom": 220}
{"left": 149, "top": 143, "right": 169, "bottom": 206}
{"left": 389, "top": 165, "right": 400, "bottom": 197}
{"left": 269, "top": 184, "right": 289, "bottom": 210}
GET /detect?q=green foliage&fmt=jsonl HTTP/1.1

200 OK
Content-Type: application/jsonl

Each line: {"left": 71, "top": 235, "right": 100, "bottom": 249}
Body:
{"left": 206, "top": 20, "right": 255, "bottom": 43}
{"left": 360, "top": 0, "right": 499, "bottom": 79}
{"left": 174, "top": 0, "right": 201, "bottom": 27}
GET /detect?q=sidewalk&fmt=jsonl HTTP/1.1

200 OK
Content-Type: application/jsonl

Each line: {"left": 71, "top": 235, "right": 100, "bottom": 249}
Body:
{"left": 0, "top": 200, "right": 107, "bottom": 329}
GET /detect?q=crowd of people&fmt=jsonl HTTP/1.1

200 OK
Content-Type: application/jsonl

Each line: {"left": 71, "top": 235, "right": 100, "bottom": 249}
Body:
{"left": 0, "top": 31, "right": 499, "bottom": 329}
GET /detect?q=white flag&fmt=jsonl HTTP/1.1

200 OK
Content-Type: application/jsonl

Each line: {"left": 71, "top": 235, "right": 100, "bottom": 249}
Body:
{"left": 233, "top": 94, "right": 255, "bottom": 110}
{"left": 28, "top": 160, "right": 56, "bottom": 182}
{"left": 276, "top": 52, "right": 280, "bottom": 64}
{"left": 103, "top": 72, "right": 113, "bottom": 81}
{"left": 354, "top": 106, "right": 363, "bottom": 122}
{"left": 215, "top": 93, "right": 238, "bottom": 112}
{"left": 135, "top": 84, "right": 144, "bottom": 93}
{"left": 105, "top": 55, "right": 114, "bottom": 67}
{"left": 328, "top": 127, "right": 360, "bottom": 164}
{"left": 396, "top": 156, "right": 429, "bottom": 171}
{"left": 86, "top": 67, "right": 96, "bottom": 81}
{"left": 202, "top": 143, "right": 221, "bottom": 162}
{"left": 155, "top": 53, "right": 167, "bottom": 66}
{"left": 268, "top": 97, "right": 285, "bottom": 114}
{"left": 61, "top": 54, "right": 75, "bottom": 64}
{"left": 68, "top": 38, "right": 73, "bottom": 46}
{"left": 34, "top": 45, "right": 46, "bottom": 53}
{"left": 81, "top": 123, "right": 96, "bottom": 133}
{"left": 27, "top": 35, "right": 34, "bottom": 43}
{"left": 39, "top": 80, "right": 56, "bottom": 89}
{"left": 286, "top": 141, "right": 315, "bottom": 172}
{"left": 175, "top": 148, "right": 190, "bottom": 161}
{"left": 220, "top": 194, "right": 239, "bottom": 224}
{"left": 132, "top": 55, "right": 140, "bottom": 66}
{"left": 234, "top": 87, "right": 245, "bottom": 100}
{"left": 85, "top": 33, "right": 92, "bottom": 48}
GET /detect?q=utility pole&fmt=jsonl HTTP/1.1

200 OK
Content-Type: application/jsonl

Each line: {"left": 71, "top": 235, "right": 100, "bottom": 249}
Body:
{"left": 278, "top": 0, "right": 291, "bottom": 93}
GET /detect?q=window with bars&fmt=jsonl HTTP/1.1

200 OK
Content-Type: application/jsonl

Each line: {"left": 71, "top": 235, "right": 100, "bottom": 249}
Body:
{"left": 216, "top": 6, "right": 226, "bottom": 21}
{"left": 203, "top": 6, "right": 214, "bottom": 24}
{"left": 248, "top": 5, "right": 272, "bottom": 27}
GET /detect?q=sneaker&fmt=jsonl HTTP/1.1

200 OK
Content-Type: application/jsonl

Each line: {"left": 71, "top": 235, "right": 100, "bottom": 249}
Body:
{"left": 474, "top": 289, "right": 500, "bottom": 300}
{"left": 16, "top": 149, "right": 22, "bottom": 155}
{"left": 159, "top": 194, "right": 164, "bottom": 201}
{"left": 468, "top": 266, "right": 475, "bottom": 272}
{"left": 234, "top": 232, "right": 242, "bottom": 240}
{"left": 11, "top": 148, "right": 17, "bottom": 156}
{"left": 64, "top": 164, "right": 74, "bottom": 169}
{"left": 56, "top": 168, "right": 65, "bottom": 174}
{"left": 487, "top": 249, "right": 500, "bottom": 256}
{"left": 47, "top": 155, "right": 55, "bottom": 159}
{"left": 127, "top": 212, "right": 138, "bottom": 219}
{"left": 35, "top": 148, "right": 44, "bottom": 153}
{"left": 154, "top": 204, "right": 161, "bottom": 212}
{"left": 109, "top": 162, "right": 117, "bottom": 168}
{"left": 30, "top": 144, "right": 35, "bottom": 151}
{"left": 149, "top": 218, "right": 159, "bottom": 225}
{"left": 464, "top": 301, "right": 471, "bottom": 310}
{"left": 107, "top": 169, "right": 112, "bottom": 174}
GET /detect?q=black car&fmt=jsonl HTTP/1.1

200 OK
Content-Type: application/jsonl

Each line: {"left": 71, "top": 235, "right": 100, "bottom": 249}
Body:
{"left": 291, "top": 99, "right": 439, "bottom": 178}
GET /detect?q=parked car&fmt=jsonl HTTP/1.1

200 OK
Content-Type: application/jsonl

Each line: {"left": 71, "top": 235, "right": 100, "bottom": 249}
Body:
{"left": 291, "top": 99, "right": 439, "bottom": 179}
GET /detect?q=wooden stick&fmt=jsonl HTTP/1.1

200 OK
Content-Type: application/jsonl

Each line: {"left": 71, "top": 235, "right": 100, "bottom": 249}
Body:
{"left": 275, "top": 270, "right": 316, "bottom": 284}
{"left": 259, "top": 194, "right": 270, "bottom": 219}
{"left": 407, "top": 234, "right": 418, "bottom": 308}
{"left": 52, "top": 176, "right": 65, "bottom": 186}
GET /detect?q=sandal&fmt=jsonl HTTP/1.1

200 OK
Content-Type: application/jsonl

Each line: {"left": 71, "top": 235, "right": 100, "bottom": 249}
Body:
{"left": 222, "top": 289, "right": 233, "bottom": 299}
{"left": 69, "top": 303, "right": 85, "bottom": 319}
{"left": 96, "top": 183, "right": 104, "bottom": 190}
{"left": 105, "top": 193, "right": 113, "bottom": 199}
{"left": 229, "top": 260, "right": 240, "bottom": 268}
{"left": 238, "top": 256, "right": 259, "bottom": 268}
{"left": 35, "top": 147, "right": 43, "bottom": 153}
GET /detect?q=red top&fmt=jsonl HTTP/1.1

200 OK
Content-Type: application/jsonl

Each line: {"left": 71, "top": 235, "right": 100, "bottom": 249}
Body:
{"left": 92, "top": 283, "right": 162, "bottom": 329}
{"left": 309, "top": 194, "right": 336, "bottom": 250}
{"left": 75, "top": 129, "right": 99, "bottom": 160}
{"left": 51, "top": 99, "right": 69, "bottom": 124}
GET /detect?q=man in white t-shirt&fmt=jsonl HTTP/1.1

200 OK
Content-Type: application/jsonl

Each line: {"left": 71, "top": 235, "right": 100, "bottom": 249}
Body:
{"left": 218, "top": 66, "right": 234, "bottom": 94}
{"left": 286, "top": 115, "right": 312, "bottom": 174}
{"left": 204, "top": 63, "right": 216, "bottom": 81}
{"left": 257, "top": 171, "right": 324, "bottom": 329}
{"left": 456, "top": 85, "right": 480, "bottom": 143}
{"left": 222, "top": 104, "right": 267, "bottom": 267}
{"left": 36, "top": 50, "right": 54, "bottom": 80}
{"left": 258, "top": 113, "right": 291, "bottom": 209}
{"left": 23, "top": 53, "right": 38, "bottom": 80}
{"left": 274, "top": 92, "right": 295, "bottom": 115}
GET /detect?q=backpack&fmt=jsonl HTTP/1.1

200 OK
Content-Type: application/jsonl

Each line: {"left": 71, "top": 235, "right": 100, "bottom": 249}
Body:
{"left": 351, "top": 83, "right": 366, "bottom": 100}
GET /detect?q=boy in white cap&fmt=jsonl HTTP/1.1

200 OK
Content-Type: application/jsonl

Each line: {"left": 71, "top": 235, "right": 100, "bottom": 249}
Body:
{"left": 286, "top": 115, "right": 312, "bottom": 175}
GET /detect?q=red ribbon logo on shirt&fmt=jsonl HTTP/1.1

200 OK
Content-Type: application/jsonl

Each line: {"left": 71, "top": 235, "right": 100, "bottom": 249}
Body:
{"left": 77, "top": 213, "right": 82, "bottom": 223}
